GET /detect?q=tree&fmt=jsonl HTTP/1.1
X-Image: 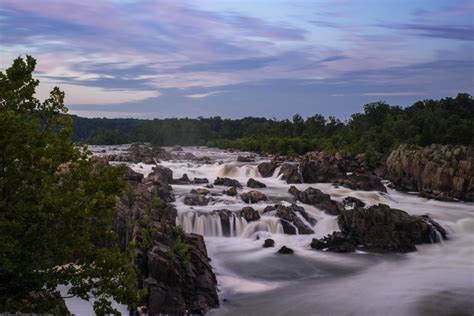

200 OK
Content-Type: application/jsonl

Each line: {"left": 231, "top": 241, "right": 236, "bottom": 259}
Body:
{"left": 0, "top": 56, "right": 139, "bottom": 314}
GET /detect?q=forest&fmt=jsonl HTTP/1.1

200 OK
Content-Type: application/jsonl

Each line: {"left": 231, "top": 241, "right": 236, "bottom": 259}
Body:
{"left": 73, "top": 93, "right": 474, "bottom": 158}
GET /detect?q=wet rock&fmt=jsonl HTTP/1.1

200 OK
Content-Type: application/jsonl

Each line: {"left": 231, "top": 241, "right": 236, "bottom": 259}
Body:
{"left": 334, "top": 173, "right": 387, "bottom": 192}
{"left": 289, "top": 186, "right": 344, "bottom": 216}
{"left": 215, "top": 209, "right": 232, "bottom": 236}
{"left": 263, "top": 238, "right": 275, "bottom": 248}
{"left": 145, "top": 167, "right": 175, "bottom": 203}
{"left": 310, "top": 232, "right": 357, "bottom": 253}
{"left": 278, "top": 163, "right": 302, "bottom": 183}
{"left": 276, "top": 204, "right": 315, "bottom": 235}
{"left": 300, "top": 158, "right": 346, "bottom": 183}
{"left": 172, "top": 173, "right": 191, "bottom": 184}
{"left": 214, "top": 177, "right": 243, "bottom": 188}
{"left": 193, "top": 177, "right": 209, "bottom": 184}
{"left": 258, "top": 161, "right": 278, "bottom": 177}
{"left": 223, "top": 187, "right": 238, "bottom": 196}
{"left": 337, "top": 204, "right": 448, "bottom": 253}
{"left": 183, "top": 193, "right": 210, "bottom": 206}
{"left": 190, "top": 188, "right": 210, "bottom": 196}
{"left": 240, "top": 206, "right": 261, "bottom": 222}
{"left": 263, "top": 205, "right": 276, "bottom": 214}
{"left": 277, "top": 246, "right": 294, "bottom": 254}
{"left": 386, "top": 144, "right": 473, "bottom": 201}
{"left": 123, "top": 166, "right": 144, "bottom": 183}
{"left": 205, "top": 184, "right": 214, "bottom": 189}
{"left": 343, "top": 196, "right": 366, "bottom": 209}
{"left": 240, "top": 190, "right": 268, "bottom": 204}
{"left": 247, "top": 178, "right": 267, "bottom": 188}
{"left": 171, "top": 145, "right": 183, "bottom": 151}
{"left": 237, "top": 155, "right": 255, "bottom": 162}
{"left": 150, "top": 165, "right": 173, "bottom": 184}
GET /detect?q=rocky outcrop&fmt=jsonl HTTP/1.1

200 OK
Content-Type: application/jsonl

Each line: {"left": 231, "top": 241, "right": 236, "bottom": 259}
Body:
{"left": 257, "top": 161, "right": 278, "bottom": 177}
{"left": 342, "top": 196, "right": 365, "bottom": 209}
{"left": 106, "top": 144, "right": 173, "bottom": 163}
{"left": 223, "top": 187, "right": 238, "bottom": 196}
{"left": 324, "top": 204, "right": 446, "bottom": 253}
{"left": 144, "top": 166, "right": 175, "bottom": 202}
{"left": 334, "top": 173, "right": 386, "bottom": 192}
{"left": 263, "top": 238, "right": 275, "bottom": 248}
{"left": 310, "top": 232, "right": 357, "bottom": 253}
{"left": 275, "top": 204, "right": 315, "bottom": 235}
{"left": 115, "top": 167, "right": 218, "bottom": 314}
{"left": 237, "top": 155, "right": 255, "bottom": 162}
{"left": 288, "top": 186, "right": 345, "bottom": 216}
{"left": 240, "top": 206, "right": 261, "bottom": 222}
{"left": 278, "top": 163, "right": 302, "bottom": 183}
{"left": 183, "top": 193, "right": 210, "bottom": 206}
{"left": 386, "top": 144, "right": 473, "bottom": 201}
{"left": 172, "top": 173, "right": 191, "bottom": 185}
{"left": 300, "top": 158, "right": 346, "bottom": 183}
{"left": 216, "top": 209, "right": 232, "bottom": 236}
{"left": 277, "top": 246, "right": 294, "bottom": 254}
{"left": 193, "top": 177, "right": 209, "bottom": 184}
{"left": 240, "top": 190, "right": 268, "bottom": 203}
{"left": 247, "top": 178, "right": 266, "bottom": 188}
{"left": 214, "top": 177, "right": 243, "bottom": 188}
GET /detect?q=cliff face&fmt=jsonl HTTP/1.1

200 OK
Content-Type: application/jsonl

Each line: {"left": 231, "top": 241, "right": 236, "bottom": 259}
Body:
{"left": 386, "top": 145, "right": 474, "bottom": 201}
{"left": 114, "top": 166, "right": 219, "bottom": 314}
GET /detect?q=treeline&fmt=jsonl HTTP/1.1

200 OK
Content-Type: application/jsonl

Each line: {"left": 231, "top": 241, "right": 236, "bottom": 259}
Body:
{"left": 73, "top": 93, "right": 474, "bottom": 156}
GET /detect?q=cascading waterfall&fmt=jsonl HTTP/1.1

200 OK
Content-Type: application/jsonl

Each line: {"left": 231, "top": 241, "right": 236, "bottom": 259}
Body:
{"left": 177, "top": 211, "right": 284, "bottom": 237}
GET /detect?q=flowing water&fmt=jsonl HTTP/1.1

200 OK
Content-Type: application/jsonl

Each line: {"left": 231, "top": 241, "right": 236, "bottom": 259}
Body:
{"left": 89, "top": 145, "right": 474, "bottom": 316}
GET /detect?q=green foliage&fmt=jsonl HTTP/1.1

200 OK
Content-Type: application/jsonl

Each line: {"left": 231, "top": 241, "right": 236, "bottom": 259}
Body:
{"left": 0, "top": 56, "right": 138, "bottom": 314}
{"left": 166, "top": 227, "right": 191, "bottom": 265}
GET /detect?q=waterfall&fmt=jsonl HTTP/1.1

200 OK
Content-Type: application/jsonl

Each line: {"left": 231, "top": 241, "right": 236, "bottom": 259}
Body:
{"left": 177, "top": 211, "right": 284, "bottom": 238}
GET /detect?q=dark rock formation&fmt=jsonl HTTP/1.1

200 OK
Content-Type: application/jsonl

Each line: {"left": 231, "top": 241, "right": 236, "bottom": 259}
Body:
{"left": 337, "top": 204, "right": 448, "bottom": 253}
{"left": 310, "top": 232, "right": 357, "bottom": 253}
{"left": 277, "top": 246, "right": 294, "bottom": 254}
{"left": 183, "top": 193, "right": 210, "bottom": 206}
{"left": 343, "top": 196, "right": 366, "bottom": 209}
{"left": 334, "top": 173, "right": 386, "bottom": 192}
{"left": 247, "top": 178, "right": 267, "bottom": 188}
{"left": 386, "top": 144, "right": 473, "bottom": 201}
{"left": 214, "top": 177, "right": 243, "bottom": 188}
{"left": 240, "top": 190, "right": 268, "bottom": 203}
{"left": 263, "top": 205, "right": 276, "bottom": 214}
{"left": 144, "top": 166, "right": 175, "bottom": 202}
{"left": 240, "top": 206, "right": 261, "bottom": 222}
{"left": 193, "top": 177, "right": 209, "bottom": 184}
{"left": 172, "top": 173, "right": 191, "bottom": 184}
{"left": 223, "top": 187, "right": 238, "bottom": 196}
{"left": 278, "top": 163, "right": 302, "bottom": 183}
{"left": 216, "top": 209, "right": 232, "bottom": 236}
{"left": 258, "top": 161, "right": 278, "bottom": 177}
{"left": 263, "top": 238, "right": 275, "bottom": 248}
{"left": 190, "top": 188, "right": 210, "bottom": 196}
{"left": 124, "top": 166, "right": 144, "bottom": 182}
{"left": 237, "top": 155, "right": 255, "bottom": 162}
{"left": 275, "top": 204, "right": 315, "bottom": 235}
{"left": 300, "top": 158, "right": 346, "bottom": 183}
{"left": 106, "top": 144, "right": 173, "bottom": 163}
{"left": 288, "top": 186, "right": 345, "bottom": 216}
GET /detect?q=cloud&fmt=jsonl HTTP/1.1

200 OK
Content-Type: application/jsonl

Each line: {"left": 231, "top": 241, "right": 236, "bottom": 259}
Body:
{"left": 381, "top": 23, "right": 474, "bottom": 41}
{"left": 185, "top": 90, "right": 227, "bottom": 99}
{"left": 363, "top": 92, "right": 426, "bottom": 97}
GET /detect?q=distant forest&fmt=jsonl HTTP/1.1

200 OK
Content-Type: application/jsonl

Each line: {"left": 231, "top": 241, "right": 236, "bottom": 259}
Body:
{"left": 73, "top": 93, "right": 473, "bottom": 157}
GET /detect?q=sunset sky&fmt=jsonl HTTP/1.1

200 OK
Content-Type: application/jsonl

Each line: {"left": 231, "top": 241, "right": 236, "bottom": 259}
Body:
{"left": 1, "top": 0, "right": 473, "bottom": 119}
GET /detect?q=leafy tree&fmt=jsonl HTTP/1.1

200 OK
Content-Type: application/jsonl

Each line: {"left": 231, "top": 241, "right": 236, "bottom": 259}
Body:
{"left": 0, "top": 56, "right": 139, "bottom": 314}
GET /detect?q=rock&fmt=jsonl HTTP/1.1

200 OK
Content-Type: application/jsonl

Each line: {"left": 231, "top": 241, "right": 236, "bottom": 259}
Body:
{"left": 216, "top": 209, "right": 232, "bottom": 236}
{"left": 278, "top": 163, "right": 302, "bottom": 183}
{"left": 172, "top": 173, "right": 191, "bottom": 184}
{"left": 190, "top": 188, "right": 210, "bottom": 196}
{"left": 289, "top": 186, "right": 345, "bottom": 215}
{"left": 171, "top": 145, "right": 183, "bottom": 151}
{"left": 247, "top": 178, "right": 267, "bottom": 188}
{"left": 183, "top": 193, "right": 209, "bottom": 206}
{"left": 310, "top": 232, "right": 357, "bottom": 253}
{"left": 300, "top": 158, "right": 346, "bottom": 183}
{"left": 343, "top": 196, "right": 366, "bottom": 209}
{"left": 275, "top": 204, "right": 315, "bottom": 235}
{"left": 277, "top": 246, "right": 294, "bottom": 254}
{"left": 263, "top": 238, "right": 275, "bottom": 248}
{"left": 386, "top": 144, "right": 473, "bottom": 201}
{"left": 123, "top": 166, "right": 144, "bottom": 183}
{"left": 237, "top": 155, "right": 254, "bottom": 162}
{"left": 223, "top": 187, "right": 238, "bottom": 196}
{"left": 258, "top": 161, "right": 278, "bottom": 177}
{"left": 240, "top": 206, "right": 261, "bottom": 222}
{"left": 193, "top": 177, "right": 209, "bottom": 184}
{"left": 263, "top": 205, "right": 276, "bottom": 214}
{"left": 145, "top": 167, "right": 175, "bottom": 203}
{"left": 334, "top": 173, "right": 387, "bottom": 192}
{"left": 214, "top": 177, "right": 243, "bottom": 188}
{"left": 240, "top": 190, "right": 268, "bottom": 204}
{"left": 150, "top": 165, "right": 173, "bottom": 184}
{"left": 337, "top": 204, "right": 448, "bottom": 252}
{"left": 205, "top": 184, "right": 214, "bottom": 189}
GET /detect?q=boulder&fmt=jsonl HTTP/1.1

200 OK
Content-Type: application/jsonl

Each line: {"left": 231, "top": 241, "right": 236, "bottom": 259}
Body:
{"left": 240, "top": 206, "right": 261, "bottom": 222}
{"left": 237, "top": 155, "right": 254, "bottom": 162}
{"left": 263, "top": 238, "right": 275, "bottom": 248}
{"left": 277, "top": 246, "right": 294, "bottom": 254}
{"left": 258, "top": 161, "right": 278, "bottom": 177}
{"left": 215, "top": 209, "right": 232, "bottom": 236}
{"left": 123, "top": 166, "right": 144, "bottom": 183}
{"left": 334, "top": 173, "right": 387, "bottom": 192}
{"left": 190, "top": 188, "right": 210, "bottom": 196}
{"left": 337, "top": 204, "right": 448, "bottom": 252}
{"left": 263, "top": 205, "right": 276, "bottom": 214}
{"left": 214, "top": 177, "right": 243, "bottom": 188}
{"left": 386, "top": 144, "right": 473, "bottom": 201}
{"left": 275, "top": 204, "right": 315, "bottom": 235}
{"left": 193, "top": 177, "right": 209, "bottom": 184}
{"left": 172, "top": 173, "right": 191, "bottom": 185}
{"left": 300, "top": 159, "right": 346, "bottom": 183}
{"left": 278, "top": 163, "right": 302, "bottom": 183}
{"left": 240, "top": 191, "right": 268, "bottom": 204}
{"left": 183, "top": 193, "right": 209, "bottom": 206}
{"left": 223, "top": 187, "right": 238, "bottom": 196}
{"left": 310, "top": 232, "right": 357, "bottom": 253}
{"left": 343, "top": 196, "right": 366, "bottom": 209}
{"left": 288, "top": 186, "right": 345, "bottom": 216}
{"left": 247, "top": 178, "right": 267, "bottom": 188}
{"left": 150, "top": 165, "right": 173, "bottom": 184}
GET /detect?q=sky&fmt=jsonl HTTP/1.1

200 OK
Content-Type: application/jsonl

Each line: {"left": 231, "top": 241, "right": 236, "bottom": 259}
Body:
{"left": 1, "top": 0, "right": 473, "bottom": 119}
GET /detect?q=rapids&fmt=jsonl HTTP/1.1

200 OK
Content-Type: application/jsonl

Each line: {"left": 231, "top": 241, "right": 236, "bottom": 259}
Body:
{"left": 90, "top": 145, "right": 474, "bottom": 316}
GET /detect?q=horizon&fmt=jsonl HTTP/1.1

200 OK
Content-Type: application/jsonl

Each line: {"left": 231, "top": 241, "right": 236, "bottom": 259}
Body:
{"left": 1, "top": 0, "right": 473, "bottom": 119}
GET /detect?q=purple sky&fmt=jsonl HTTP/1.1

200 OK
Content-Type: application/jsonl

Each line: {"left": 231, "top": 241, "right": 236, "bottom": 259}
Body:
{"left": 1, "top": 0, "right": 473, "bottom": 119}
